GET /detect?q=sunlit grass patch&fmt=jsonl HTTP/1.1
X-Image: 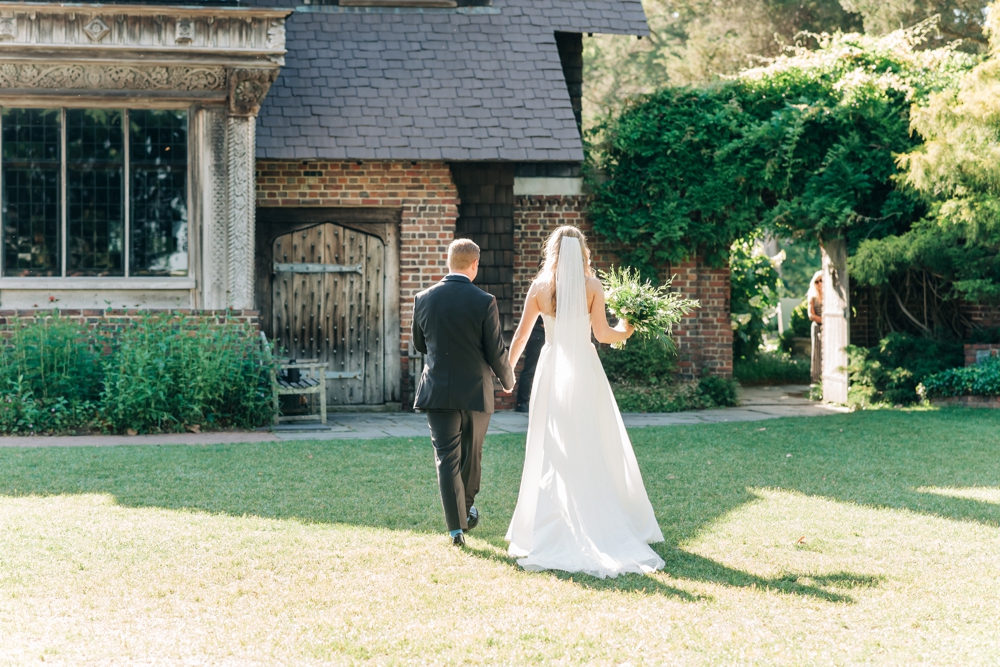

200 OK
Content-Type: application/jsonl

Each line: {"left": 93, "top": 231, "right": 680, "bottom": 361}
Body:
{"left": 1, "top": 409, "right": 999, "bottom": 665}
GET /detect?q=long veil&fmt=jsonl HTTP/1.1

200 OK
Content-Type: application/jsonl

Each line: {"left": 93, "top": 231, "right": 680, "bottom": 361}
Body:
{"left": 551, "top": 236, "right": 590, "bottom": 401}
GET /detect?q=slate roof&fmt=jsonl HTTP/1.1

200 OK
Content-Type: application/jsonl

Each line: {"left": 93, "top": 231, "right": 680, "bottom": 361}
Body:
{"left": 254, "top": 1, "right": 648, "bottom": 161}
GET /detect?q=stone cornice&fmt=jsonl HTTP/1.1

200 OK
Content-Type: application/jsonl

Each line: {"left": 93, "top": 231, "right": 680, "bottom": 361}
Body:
{"left": 0, "top": 3, "right": 290, "bottom": 114}
{"left": 0, "top": 3, "right": 290, "bottom": 66}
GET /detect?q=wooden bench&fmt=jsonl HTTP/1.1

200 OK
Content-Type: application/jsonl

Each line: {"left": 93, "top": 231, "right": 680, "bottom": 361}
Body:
{"left": 273, "top": 359, "right": 328, "bottom": 425}
{"left": 259, "top": 333, "right": 329, "bottom": 425}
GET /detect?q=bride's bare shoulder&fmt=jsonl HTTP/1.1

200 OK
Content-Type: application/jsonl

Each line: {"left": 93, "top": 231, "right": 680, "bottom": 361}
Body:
{"left": 585, "top": 276, "right": 604, "bottom": 293}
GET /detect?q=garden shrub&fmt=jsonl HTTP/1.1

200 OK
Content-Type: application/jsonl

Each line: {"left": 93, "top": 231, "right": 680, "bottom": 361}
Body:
{"left": 0, "top": 312, "right": 275, "bottom": 435}
{"left": 918, "top": 357, "right": 1000, "bottom": 399}
{"left": 611, "top": 375, "right": 738, "bottom": 413}
{"left": 730, "top": 235, "right": 780, "bottom": 362}
{"left": 598, "top": 338, "right": 676, "bottom": 384}
{"left": 779, "top": 300, "right": 811, "bottom": 354}
{"left": 102, "top": 314, "right": 274, "bottom": 434}
{"left": 600, "top": 338, "right": 737, "bottom": 412}
{"left": 0, "top": 316, "right": 102, "bottom": 434}
{"left": 734, "top": 351, "right": 810, "bottom": 386}
{"left": 846, "top": 332, "right": 964, "bottom": 407}
{"left": 967, "top": 327, "right": 1000, "bottom": 345}
{"left": 697, "top": 374, "right": 739, "bottom": 408}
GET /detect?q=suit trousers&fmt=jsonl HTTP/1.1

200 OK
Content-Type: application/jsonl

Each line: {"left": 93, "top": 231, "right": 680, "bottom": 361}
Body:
{"left": 425, "top": 409, "right": 491, "bottom": 532}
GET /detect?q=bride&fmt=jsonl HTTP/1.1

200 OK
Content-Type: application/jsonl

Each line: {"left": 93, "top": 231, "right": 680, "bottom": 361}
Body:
{"left": 505, "top": 226, "right": 665, "bottom": 578}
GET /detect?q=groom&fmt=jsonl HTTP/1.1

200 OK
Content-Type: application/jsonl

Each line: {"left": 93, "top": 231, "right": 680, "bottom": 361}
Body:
{"left": 412, "top": 239, "right": 515, "bottom": 547}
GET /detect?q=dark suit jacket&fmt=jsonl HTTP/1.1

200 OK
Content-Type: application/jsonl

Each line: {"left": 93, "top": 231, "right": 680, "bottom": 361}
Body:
{"left": 412, "top": 275, "right": 515, "bottom": 413}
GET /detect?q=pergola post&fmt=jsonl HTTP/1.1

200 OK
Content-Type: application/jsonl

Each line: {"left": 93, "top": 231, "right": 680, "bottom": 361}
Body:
{"left": 821, "top": 236, "right": 850, "bottom": 404}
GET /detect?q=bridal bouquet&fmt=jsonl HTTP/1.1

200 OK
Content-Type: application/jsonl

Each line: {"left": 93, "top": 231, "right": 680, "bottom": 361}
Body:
{"left": 600, "top": 267, "right": 700, "bottom": 349}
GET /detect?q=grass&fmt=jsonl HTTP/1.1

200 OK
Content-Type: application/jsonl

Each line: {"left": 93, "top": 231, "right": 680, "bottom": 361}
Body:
{"left": 1, "top": 409, "right": 1000, "bottom": 665}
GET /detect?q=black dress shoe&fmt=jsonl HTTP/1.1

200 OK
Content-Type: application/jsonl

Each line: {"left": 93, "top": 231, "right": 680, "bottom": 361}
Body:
{"left": 466, "top": 506, "right": 479, "bottom": 530}
{"left": 452, "top": 532, "right": 467, "bottom": 547}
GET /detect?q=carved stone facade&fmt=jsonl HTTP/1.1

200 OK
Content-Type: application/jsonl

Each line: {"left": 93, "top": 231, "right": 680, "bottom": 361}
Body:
{"left": 0, "top": 63, "right": 227, "bottom": 92}
{"left": 0, "top": 2, "right": 289, "bottom": 311}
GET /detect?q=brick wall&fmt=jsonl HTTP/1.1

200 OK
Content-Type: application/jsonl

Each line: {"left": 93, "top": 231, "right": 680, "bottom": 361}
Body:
{"left": 670, "top": 258, "right": 733, "bottom": 379}
{"left": 512, "top": 194, "right": 733, "bottom": 385}
{"left": 255, "top": 160, "right": 460, "bottom": 408}
{"left": 965, "top": 344, "right": 1000, "bottom": 367}
{"left": 967, "top": 303, "right": 1000, "bottom": 330}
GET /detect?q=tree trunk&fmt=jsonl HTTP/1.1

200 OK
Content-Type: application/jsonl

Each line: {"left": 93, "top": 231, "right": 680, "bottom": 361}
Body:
{"left": 821, "top": 237, "right": 850, "bottom": 404}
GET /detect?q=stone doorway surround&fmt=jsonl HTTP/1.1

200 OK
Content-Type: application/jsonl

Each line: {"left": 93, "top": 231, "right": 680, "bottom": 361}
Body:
{"left": 0, "top": 2, "right": 291, "bottom": 311}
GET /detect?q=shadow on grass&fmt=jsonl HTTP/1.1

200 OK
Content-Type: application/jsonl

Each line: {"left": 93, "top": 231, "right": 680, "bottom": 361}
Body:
{"left": 0, "top": 409, "right": 997, "bottom": 602}
{"left": 461, "top": 542, "right": 707, "bottom": 601}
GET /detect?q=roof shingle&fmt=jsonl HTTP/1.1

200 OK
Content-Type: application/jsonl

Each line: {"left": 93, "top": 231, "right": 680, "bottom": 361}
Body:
{"left": 255, "top": 0, "right": 647, "bottom": 161}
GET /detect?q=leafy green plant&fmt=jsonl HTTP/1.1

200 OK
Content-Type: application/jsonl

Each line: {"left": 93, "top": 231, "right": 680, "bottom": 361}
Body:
{"left": 0, "top": 315, "right": 102, "bottom": 433}
{"left": 779, "top": 300, "right": 812, "bottom": 353}
{"left": 611, "top": 375, "right": 738, "bottom": 412}
{"left": 846, "top": 332, "right": 964, "bottom": 407}
{"left": 101, "top": 314, "right": 274, "bottom": 434}
{"left": 587, "top": 22, "right": 976, "bottom": 278}
{"left": 734, "top": 351, "right": 811, "bottom": 386}
{"left": 0, "top": 312, "right": 275, "bottom": 435}
{"left": 918, "top": 357, "right": 1000, "bottom": 399}
{"left": 696, "top": 374, "right": 739, "bottom": 407}
{"left": 600, "top": 266, "right": 699, "bottom": 349}
{"left": 730, "top": 236, "right": 781, "bottom": 361}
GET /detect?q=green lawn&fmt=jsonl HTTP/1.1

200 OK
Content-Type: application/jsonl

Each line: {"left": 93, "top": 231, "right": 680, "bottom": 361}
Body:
{"left": 1, "top": 410, "right": 999, "bottom": 665}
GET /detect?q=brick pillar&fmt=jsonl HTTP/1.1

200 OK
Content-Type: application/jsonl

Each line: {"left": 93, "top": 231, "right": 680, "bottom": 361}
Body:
{"left": 821, "top": 237, "right": 850, "bottom": 404}
{"left": 671, "top": 256, "right": 733, "bottom": 380}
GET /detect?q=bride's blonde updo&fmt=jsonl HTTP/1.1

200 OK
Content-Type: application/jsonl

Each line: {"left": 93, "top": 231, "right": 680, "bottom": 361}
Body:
{"left": 537, "top": 226, "right": 594, "bottom": 310}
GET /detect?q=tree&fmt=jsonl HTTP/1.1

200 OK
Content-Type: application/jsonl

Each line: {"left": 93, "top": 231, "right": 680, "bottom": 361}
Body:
{"left": 840, "top": 0, "right": 990, "bottom": 47}
{"left": 584, "top": 0, "right": 862, "bottom": 126}
{"left": 588, "top": 21, "right": 976, "bottom": 398}
{"left": 589, "top": 22, "right": 974, "bottom": 272}
{"left": 851, "top": 2, "right": 1000, "bottom": 333}
{"left": 583, "top": 0, "right": 990, "bottom": 128}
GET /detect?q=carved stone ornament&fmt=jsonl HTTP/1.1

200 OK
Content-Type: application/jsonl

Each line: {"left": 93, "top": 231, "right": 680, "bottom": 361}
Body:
{"left": 0, "top": 15, "right": 16, "bottom": 41}
{"left": 83, "top": 16, "right": 110, "bottom": 42}
{"left": 266, "top": 18, "right": 286, "bottom": 65}
{"left": 228, "top": 68, "right": 277, "bottom": 117}
{"left": 175, "top": 18, "right": 194, "bottom": 44}
{"left": 0, "top": 63, "right": 227, "bottom": 92}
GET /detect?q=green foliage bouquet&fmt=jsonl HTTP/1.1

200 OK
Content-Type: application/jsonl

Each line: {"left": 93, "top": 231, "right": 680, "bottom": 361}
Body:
{"left": 600, "top": 266, "right": 699, "bottom": 349}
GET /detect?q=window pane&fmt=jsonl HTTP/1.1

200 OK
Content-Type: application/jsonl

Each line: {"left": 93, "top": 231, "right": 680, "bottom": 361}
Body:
{"left": 130, "top": 110, "right": 187, "bottom": 277}
{"left": 2, "top": 108, "right": 61, "bottom": 277}
{"left": 67, "top": 109, "right": 124, "bottom": 277}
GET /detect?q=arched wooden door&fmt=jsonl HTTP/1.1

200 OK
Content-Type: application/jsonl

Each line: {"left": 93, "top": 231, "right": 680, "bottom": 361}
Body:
{"left": 271, "top": 223, "right": 384, "bottom": 406}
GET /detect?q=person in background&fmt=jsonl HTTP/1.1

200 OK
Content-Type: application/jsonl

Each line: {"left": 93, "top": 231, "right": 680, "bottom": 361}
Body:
{"left": 807, "top": 270, "right": 823, "bottom": 384}
{"left": 514, "top": 318, "right": 545, "bottom": 413}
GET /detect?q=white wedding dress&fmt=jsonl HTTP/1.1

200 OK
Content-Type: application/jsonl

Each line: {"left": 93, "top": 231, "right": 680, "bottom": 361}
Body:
{"left": 505, "top": 237, "right": 665, "bottom": 578}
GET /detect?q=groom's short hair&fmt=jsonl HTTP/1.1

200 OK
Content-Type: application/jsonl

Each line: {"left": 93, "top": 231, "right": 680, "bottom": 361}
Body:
{"left": 448, "top": 239, "right": 480, "bottom": 271}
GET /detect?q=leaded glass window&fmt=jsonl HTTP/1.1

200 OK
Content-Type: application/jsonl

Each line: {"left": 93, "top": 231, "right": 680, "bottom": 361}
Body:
{"left": 130, "top": 110, "right": 188, "bottom": 277}
{"left": 67, "top": 109, "right": 124, "bottom": 277}
{"left": 2, "top": 109, "right": 61, "bottom": 277}
{"left": 0, "top": 107, "right": 188, "bottom": 279}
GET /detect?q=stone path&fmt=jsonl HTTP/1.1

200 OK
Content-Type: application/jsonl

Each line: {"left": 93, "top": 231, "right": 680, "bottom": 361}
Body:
{"left": 0, "top": 385, "right": 847, "bottom": 448}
